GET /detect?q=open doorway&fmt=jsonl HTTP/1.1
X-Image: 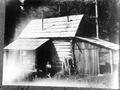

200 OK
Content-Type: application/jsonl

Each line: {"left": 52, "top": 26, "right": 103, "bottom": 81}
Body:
{"left": 35, "top": 40, "right": 52, "bottom": 78}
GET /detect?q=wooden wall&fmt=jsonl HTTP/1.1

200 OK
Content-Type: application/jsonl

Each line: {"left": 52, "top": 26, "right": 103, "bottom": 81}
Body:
{"left": 72, "top": 38, "right": 117, "bottom": 76}
{"left": 3, "top": 50, "right": 36, "bottom": 84}
{"left": 53, "top": 39, "right": 72, "bottom": 62}
{"left": 73, "top": 39, "right": 100, "bottom": 76}
{"left": 52, "top": 39, "right": 73, "bottom": 73}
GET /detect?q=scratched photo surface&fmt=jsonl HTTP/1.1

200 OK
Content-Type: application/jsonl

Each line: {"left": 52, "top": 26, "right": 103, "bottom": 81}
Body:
{"left": 2, "top": 0, "right": 120, "bottom": 89}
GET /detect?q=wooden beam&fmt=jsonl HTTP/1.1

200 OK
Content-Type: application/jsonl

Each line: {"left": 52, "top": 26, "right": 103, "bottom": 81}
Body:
{"left": 109, "top": 50, "right": 113, "bottom": 73}
{"left": 97, "top": 49, "right": 100, "bottom": 74}
{"left": 75, "top": 42, "right": 82, "bottom": 53}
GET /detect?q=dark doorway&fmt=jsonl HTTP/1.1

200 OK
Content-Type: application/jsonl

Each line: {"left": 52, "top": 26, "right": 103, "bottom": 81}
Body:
{"left": 35, "top": 40, "right": 52, "bottom": 78}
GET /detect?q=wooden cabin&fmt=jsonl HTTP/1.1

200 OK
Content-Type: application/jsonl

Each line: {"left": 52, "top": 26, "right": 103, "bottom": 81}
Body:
{"left": 3, "top": 15, "right": 119, "bottom": 81}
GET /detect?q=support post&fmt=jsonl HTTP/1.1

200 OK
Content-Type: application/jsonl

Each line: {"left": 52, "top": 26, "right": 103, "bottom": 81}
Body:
{"left": 97, "top": 49, "right": 100, "bottom": 74}
{"left": 95, "top": 0, "right": 99, "bottom": 39}
{"left": 67, "top": 16, "right": 69, "bottom": 22}
{"left": 110, "top": 50, "right": 113, "bottom": 73}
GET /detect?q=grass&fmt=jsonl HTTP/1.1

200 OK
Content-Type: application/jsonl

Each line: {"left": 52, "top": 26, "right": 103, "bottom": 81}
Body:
{"left": 7, "top": 72, "right": 118, "bottom": 89}
{"left": 51, "top": 73, "right": 116, "bottom": 89}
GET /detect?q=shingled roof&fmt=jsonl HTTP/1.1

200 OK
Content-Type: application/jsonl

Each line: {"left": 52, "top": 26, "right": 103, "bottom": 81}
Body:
{"left": 19, "top": 15, "right": 84, "bottom": 38}
{"left": 76, "top": 36, "right": 119, "bottom": 50}
{"left": 4, "top": 39, "right": 49, "bottom": 50}
{"left": 5, "top": 14, "right": 119, "bottom": 51}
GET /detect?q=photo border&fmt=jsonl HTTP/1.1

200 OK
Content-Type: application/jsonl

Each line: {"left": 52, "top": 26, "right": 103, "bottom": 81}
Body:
{"left": 0, "top": 0, "right": 119, "bottom": 90}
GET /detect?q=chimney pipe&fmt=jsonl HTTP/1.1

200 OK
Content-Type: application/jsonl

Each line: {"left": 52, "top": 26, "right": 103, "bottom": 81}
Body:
{"left": 42, "top": 10, "right": 44, "bottom": 30}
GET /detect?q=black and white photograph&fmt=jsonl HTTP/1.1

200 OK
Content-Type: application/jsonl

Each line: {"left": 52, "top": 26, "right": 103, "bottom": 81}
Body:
{"left": 2, "top": 0, "right": 120, "bottom": 89}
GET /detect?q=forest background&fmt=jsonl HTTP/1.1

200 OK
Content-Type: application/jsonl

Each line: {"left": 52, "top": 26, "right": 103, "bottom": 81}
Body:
{"left": 5, "top": 0, "right": 120, "bottom": 46}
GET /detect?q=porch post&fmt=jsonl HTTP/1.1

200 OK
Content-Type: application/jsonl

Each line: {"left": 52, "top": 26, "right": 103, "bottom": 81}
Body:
{"left": 97, "top": 48, "right": 100, "bottom": 74}
{"left": 109, "top": 50, "right": 113, "bottom": 73}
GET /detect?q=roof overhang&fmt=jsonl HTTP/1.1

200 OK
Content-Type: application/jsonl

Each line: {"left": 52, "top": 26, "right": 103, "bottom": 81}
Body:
{"left": 4, "top": 39, "right": 49, "bottom": 50}
{"left": 76, "top": 36, "right": 119, "bottom": 50}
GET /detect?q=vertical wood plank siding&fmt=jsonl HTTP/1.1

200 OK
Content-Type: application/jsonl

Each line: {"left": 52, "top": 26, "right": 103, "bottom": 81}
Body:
{"left": 3, "top": 50, "right": 36, "bottom": 83}
{"left": 73, "top": 40, "right": 100, "bottom": 76}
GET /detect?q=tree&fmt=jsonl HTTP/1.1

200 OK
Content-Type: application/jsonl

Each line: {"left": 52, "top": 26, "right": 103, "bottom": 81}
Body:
{"left": 97, "top": 0, "right": 119, "bottom": 43}
{"left": 5, "top": 0, "right": 22, "bottom": 46}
